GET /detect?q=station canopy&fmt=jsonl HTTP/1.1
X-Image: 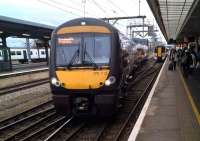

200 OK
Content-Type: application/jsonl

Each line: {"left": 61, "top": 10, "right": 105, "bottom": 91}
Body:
{"left": 147, "top": 0, "right": 198, "bottom": 40}
{"left": 0, "top": 15, "right": 55, "bottom": 39}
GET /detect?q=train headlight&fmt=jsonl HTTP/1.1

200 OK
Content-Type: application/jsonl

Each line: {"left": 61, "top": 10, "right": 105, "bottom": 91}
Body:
{"left": 51, "top": 77, "right": 60, "bottom": 87}
{"left": 105, "top": 76, "right": 116, "bottom": 86}
{"left": 81, "top": 21, "right": 86, "bottom": 25}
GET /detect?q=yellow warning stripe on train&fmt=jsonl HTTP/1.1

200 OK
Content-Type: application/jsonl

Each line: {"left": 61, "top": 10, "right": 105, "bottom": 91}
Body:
{"left": 56, "top": 69, "right": 110, "bottom": 89}
{"left": 57, "top": 26, "right": 111, "bottom": 35}
{"left": 178, "top": 67, "right": 200, "bottom": 125}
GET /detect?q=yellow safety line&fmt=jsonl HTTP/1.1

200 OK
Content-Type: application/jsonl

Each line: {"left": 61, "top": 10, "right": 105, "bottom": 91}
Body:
{"left": 178, "top": 67, "right": 200, "bottom": 126}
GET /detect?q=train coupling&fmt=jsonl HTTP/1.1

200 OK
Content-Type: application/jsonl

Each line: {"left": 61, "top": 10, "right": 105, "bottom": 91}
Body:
{"left": 73, "top": 97, "right": 89, "bottom": 111}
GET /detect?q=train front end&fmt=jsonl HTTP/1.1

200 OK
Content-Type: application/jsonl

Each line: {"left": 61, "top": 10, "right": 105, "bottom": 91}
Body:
{"left": 154, "top": 46, "right": 166, "bottom": 62}
{"left": 50, "top": 18, "right": 120, "bottom": 117}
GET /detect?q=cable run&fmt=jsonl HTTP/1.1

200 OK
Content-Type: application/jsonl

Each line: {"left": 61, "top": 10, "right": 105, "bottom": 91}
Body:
{"left": 107, "top": 0, "right": 129, "bottom": 16}
{"left": 46, "top": 0, "right": 97, "bottom": 17}
{"left": 37, "top": 0, "right": 80, "bottom": 17}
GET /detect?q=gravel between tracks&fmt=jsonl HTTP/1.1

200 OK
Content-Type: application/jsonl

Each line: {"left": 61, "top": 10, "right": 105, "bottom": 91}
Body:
{"left": 0, "top": 83, "right": 52, "bottom": 122}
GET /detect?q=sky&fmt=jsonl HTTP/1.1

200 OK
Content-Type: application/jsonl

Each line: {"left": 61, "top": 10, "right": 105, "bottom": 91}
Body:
{"left": 0, "top": 0, "right": 166, "bottom": 47}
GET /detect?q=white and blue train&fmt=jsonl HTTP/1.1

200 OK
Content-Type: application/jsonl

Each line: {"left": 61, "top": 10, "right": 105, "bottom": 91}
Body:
{"left": 0, "top": 48, "right": 50, "bottom": 63}
{"left": 10, "top": 48, "right": 50, "bottom": 63}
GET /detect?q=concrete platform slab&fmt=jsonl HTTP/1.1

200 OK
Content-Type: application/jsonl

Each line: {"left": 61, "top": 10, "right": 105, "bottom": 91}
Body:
{"left": 129, "top": 59, "right": 200, "bottom": 141}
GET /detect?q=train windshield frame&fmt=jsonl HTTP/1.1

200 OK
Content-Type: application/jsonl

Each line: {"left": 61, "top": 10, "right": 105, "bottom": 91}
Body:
{"left": 56, "top": 33, "right": 111, "bottom": 67}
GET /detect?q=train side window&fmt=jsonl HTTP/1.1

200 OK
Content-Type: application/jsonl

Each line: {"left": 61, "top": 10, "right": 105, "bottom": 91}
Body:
{"left": 41, "top": 51, "right": 45, "bottom": 55}
{"left": 11, "top": 51, "right": 16, "bottom": 55}
{"left": 30, "top": 51, "right": 33, "bottom": 55}
{"left": 16, "top": 51, "right": 21, "bottom": 55}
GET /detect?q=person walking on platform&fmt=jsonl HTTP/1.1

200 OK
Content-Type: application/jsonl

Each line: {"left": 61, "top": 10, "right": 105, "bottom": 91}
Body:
{"left": 177, "top": 49, "right": 182, "bottom": 65}
{"left": 196, "top": 50, "right": 200, "bottom": 68}
{"left": 174, "top": 52, "right": 178, "bottom": 70}
{"left": 189, "top": 47, "right": 197, "bottom": 73}
{"left": 181, "top": 50, "right": 193, "bottom": 77}
{"left": 170, "top": 49, "right": 177, "bottom": 70}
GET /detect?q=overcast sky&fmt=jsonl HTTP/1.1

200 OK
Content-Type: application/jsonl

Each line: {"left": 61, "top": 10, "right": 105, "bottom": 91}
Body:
{"left": 0, "top": 0, "right": 165, "bottom": 46}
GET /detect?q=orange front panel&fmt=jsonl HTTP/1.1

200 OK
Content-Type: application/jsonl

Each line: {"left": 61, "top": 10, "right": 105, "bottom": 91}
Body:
{"left": 57, "top": 26, "right": 111, "bottom": 35}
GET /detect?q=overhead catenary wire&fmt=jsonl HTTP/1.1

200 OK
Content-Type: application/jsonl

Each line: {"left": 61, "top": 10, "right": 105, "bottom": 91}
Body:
{"left": 107, "top": 0, "right": 129, "bottom": 16}
{"left": 38, "top": 0, "right": 135, "bottom": 35}
{"left": 89, "top": 0, "right": 119, "bottom": 16}
{"left": 37, "top": 0, "right": 81, "bottom": 17}
{"left": 89, "top": 0, "right": 129, "bottom": 17}
{"left": 46, "top": 0, "right": 98, "bottom": 17}
{"left": 90, "top": 0, "right": 107, "bottom": 15}
{"left": 90, "top": 0, "right": 126, "bottom": 18}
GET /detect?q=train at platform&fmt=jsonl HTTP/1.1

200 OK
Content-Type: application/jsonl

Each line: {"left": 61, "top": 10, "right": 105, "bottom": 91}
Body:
{"left": 50, "top": 18, "right": 148, "bottom": 117}
{"left": 154, "top": 45, "right": 167, "bottom": 62}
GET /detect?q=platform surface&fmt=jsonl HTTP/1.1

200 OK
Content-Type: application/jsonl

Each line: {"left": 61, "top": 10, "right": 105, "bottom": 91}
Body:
{"left": 185, "top": 68, "right": 200, "bottom": 115}
{"left": 135, "top": 59, "right": 200, "bottom": 141}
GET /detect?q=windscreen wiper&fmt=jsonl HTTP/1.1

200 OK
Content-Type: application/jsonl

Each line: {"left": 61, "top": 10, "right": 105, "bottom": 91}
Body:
{"left": 83, "top": 44, "right": 98, "bottom": 69}
{"left": 67, "top": 48, "right": 79, "bottom": 69}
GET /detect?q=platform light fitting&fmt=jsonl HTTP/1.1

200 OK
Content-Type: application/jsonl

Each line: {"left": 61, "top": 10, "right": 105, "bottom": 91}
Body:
{"left": 22, "top": 33, "right": 30, "bottom": 37}
{"left": 0, "top": 31, "right": 3, "bottom": 34}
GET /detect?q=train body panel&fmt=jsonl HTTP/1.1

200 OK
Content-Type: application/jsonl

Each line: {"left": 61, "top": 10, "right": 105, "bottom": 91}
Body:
{"left": 0, "top": 50, "right": 3, "bottom": 61}
{"left": 30, "top": 49, "right": 39, "bottom": 59}
{"left": 154, "top": 46, "right": 166, "bottom": 62}
{"left": 50, "top": 18, "right": 148, "bottom": 117}
{"left": 10, "top": 48, "right": 49, "bottom": 63}
{"left": 10, "top": 48, "right": 28, "bottom": 63}
{"left": 56, "top": 68, "right": 110, "bottom": 89}
{"left": 39, "top": 49, "right": 47, "bottom": 59}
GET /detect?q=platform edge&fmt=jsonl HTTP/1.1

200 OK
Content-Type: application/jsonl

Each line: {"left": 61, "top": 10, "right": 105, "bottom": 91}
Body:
{"left": 127, "top": 58, "right": 167, "bottom": 141}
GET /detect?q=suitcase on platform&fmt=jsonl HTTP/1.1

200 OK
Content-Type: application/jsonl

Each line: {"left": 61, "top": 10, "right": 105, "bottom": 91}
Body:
{"left": 168, "top": 62, "right": 173, "bottom": 70}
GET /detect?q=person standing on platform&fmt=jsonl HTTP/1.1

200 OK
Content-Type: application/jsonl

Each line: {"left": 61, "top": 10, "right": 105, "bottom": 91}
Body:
{"left": 174, "top": 51, "right": 178, "bottom": 70}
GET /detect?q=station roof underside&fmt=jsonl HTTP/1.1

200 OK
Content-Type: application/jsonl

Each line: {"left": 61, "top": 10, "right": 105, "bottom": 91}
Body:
{"left": 147, "top": 0, "right": 200, "bottom": 41}
{"left": 0, "top": 15, "right": 55, "bottom": 39}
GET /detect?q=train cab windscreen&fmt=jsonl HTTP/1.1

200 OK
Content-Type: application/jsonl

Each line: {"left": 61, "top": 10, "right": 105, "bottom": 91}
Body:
{"left": 56, "top": 33, "right": 111, "bottom": 67}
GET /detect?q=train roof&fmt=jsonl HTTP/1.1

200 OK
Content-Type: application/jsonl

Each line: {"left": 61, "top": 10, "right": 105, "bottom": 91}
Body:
{"left": 53, "top": 17, "right": 118, "bottom": 34}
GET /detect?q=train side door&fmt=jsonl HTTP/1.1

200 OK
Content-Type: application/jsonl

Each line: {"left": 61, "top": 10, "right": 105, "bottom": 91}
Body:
{"left": 23, "top": 50, "right": 28, "bottom": 61}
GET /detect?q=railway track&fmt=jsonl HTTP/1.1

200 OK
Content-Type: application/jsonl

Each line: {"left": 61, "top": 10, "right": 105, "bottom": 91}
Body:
{"left": 0, "top": 61, "right": 163, "bottom": 141}
{"left": 0, "top": 78, "right": 49, "bottom": 95}
{"left": 95, "top": 63, "right": 161, "bottom": 141}
{"left": 0, "top": 101, "right": 54, "bottom": 140}
{"left": 35, "top": 62, "right": 162, "bottom": 141}
{"left": 104, "top": 63, "right": 160, "bottom": 141}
